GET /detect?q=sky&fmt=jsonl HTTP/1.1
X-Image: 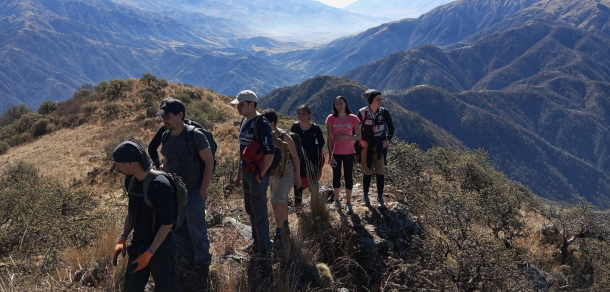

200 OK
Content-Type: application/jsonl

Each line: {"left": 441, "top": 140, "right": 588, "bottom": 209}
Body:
{"left": 315, "top": 0, "right": 358, "bottom": 8}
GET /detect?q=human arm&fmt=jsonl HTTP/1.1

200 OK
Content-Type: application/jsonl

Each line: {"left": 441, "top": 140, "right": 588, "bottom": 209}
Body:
{"left": 148, "top": 125, "right": 166, "bottom": 169}
{"left": 326, "top": 120, "right": 334, "bottom": 165}
{"left": 113, "top": 213, "right": 134, "bottom": 266}
{"left": 199, "top": 148, "right": 214, "bottom": 199}
{"left": 235, "top": 154, "right": 243, "bottom": 187}
{"left": 383, "top": 109, "right": 395, "bottom": 149}
{"left": 315, "top": 125, "right": 325, "bottom": 150}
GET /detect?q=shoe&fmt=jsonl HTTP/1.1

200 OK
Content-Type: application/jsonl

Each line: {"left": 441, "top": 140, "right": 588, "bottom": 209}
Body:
{"left": 361, "top": 196, "right": 370, "bottom": 206}
{"left": 346, "top": 203, "right": 354, "bottom": 215}
{"left": 333, "top": 200, "right": 341, "bottom": 209}
{"left": 376, "top": 196, "right": 385, "bottom": 208}
{"left": 282, "top": 222, "right": 291, "bottom": 237}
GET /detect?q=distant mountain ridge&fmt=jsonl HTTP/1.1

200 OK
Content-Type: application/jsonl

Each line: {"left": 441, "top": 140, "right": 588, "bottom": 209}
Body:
{"left": 344, "top": 0, "right": 455, "bottom": 20}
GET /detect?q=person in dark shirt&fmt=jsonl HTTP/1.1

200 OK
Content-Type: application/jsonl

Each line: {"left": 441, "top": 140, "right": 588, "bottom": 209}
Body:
{"left": 112, "top": 141, "right": 177, "bottom": 292}
{"left": 357, "top": 89, "right": 395, "bottom": 208}
{"left": 155, "top": 98, "right": 214, "bottom": 290}
{"left": 290, "top": 105, "right": 325, "bottom": 206}
{"left": 232, "top": 90, "right": 275, "bottom": 255}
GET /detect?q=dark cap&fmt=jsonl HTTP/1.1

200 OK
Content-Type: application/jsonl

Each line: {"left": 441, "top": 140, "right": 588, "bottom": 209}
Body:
{"left": 112, "top": 141, "right": 152, "bottom": 170}
{"left": 156, "top": 98, "right": 185, "bottom": 116}
{"left": 361, "top": 89, "right": 381, "bottom": 105}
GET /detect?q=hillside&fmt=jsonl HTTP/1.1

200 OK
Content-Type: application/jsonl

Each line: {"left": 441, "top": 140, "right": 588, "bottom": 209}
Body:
{"left": 0, "top": 0, "right": 293, "bottom": 112}
{"left": 337, "top": 21, "right": 610, "bottom": 207}
{"left": 1, "top": 79, "right": 609, "bottom": 291}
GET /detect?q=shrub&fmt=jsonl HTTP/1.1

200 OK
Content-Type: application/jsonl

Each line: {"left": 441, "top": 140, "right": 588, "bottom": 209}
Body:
{"left": 0, "top": 140, "right": 8, "bottom": 154}
{"left": 105, "top": 79, "right": 129, "bottom": 99}
{"left": 72, "top": 89, "right": 92, "bottom": 100}
{"left": 30, "top": 118, "right": 50, "bottom": 137}
{"left": 0, "top": 104, "right": 31, "bottom": 127}
{"left": 82, "top": 102, "right": 98, "bottom": 115}
{"left": 103, "top": 102, "right": 121, "bottom": 119}
{"left": 94, "top": 80, "right": 108, "bottom": 93}
{"left": 37, "top": 100, "right": 58, "bottom": 115}
{"left": 14, "top": 112, "right": 39, "bottom": 133}
{"left": 140, "top": 72, "right": 158, "bottom": 87}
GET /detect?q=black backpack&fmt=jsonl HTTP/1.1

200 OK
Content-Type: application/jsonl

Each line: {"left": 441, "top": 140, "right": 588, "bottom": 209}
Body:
{"left": 127, "top": 170, "right": 188, "bottom": 230}
{"left": 279, "top": 129, "right": 304, "bottom": 165}
{"left": 162, "top": 119, "right": 217, "bottom": 170}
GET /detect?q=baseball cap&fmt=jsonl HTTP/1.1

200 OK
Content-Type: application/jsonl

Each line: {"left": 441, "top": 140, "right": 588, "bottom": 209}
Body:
{"left": 156, "top": 98, "right": 185, "bottom": 116}
{"left": 230, "top": 90, "right": 258, "bottom": 105}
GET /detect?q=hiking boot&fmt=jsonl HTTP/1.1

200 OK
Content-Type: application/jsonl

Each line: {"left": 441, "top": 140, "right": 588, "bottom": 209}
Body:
{"left": 282, "top": 221, "right": 291, "bottom": 237}
{"left": 376, "top": 196, "right": 385, "bottom": 208}
{"left": 361, "top": 196, "right": 370, "bottom": 206}
{"left": 272, "top": 233, "right": 283, "bottom": 252}
{"left": 346, "top": 203, "right": 354, "bottom": 215}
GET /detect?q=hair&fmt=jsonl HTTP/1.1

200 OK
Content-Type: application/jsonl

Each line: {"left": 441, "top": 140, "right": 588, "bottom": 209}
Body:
{"left": 262, "top": 108, "right": 278, "bottom": 125}
{"left": 248, "top": 101, "right": 258, "bottom": 108}
{"left": 296, "top": 104, "right": 314, "bottom": 123}
{"left": 332, "top": 96, "right": 352, "bottom": 117}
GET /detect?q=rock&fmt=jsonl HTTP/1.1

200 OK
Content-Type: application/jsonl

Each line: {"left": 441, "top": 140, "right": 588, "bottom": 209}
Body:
{"left": 388, "top": 203, "right": 422, "bottom": 238}
{"left": 525, "top": 263, "right": 549, "bottom": 292}
{"left": 222, "top": 217, "right": 252, "bottom": 240}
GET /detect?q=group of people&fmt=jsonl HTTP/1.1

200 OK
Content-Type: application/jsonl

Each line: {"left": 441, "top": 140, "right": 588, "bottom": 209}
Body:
{"left": 110, "top": 88, "right": 394, "bottom": 291}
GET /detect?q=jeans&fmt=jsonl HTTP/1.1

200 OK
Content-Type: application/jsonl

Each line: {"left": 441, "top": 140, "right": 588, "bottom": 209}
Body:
{"left": 242, "top": 170, "right": 272, "bottom": 254}
{"left": 174, "top": 191, "right": 212, "bottom": 266}
{"left": 124, "top": 235, "right": 177, "bottom": 292}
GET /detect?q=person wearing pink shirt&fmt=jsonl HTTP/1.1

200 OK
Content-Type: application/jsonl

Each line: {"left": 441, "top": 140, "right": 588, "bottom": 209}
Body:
{"left": 325, "top": 96, "right": 362, "bottom": 215}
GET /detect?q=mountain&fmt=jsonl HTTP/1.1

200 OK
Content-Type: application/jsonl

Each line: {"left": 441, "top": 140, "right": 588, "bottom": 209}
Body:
{"left": 274, "top": 0, "right": 610, "bottom": 79}
{"left": 110, "top": 0, "right": 390, "bottom": 44}
{"left": 344, "top": 0, "right": 455, "bottom": 20}
{"left": 259, "top": 75, "right": 468, "bottom": 152}
{"left": 0, "top": 0, "right": 293, "bottom": 112}
{"left": 338, "top": 21, "right": 610, "bottom": 206}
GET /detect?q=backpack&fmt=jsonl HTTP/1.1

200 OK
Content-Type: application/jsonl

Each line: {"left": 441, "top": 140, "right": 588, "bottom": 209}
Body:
{"left": 127, "top": 170, "right": 188, "bottom": 230}
{"left": 356, "top": 107, "right": 388, "bottom": 163}
{"left": 243, "top": 115, "right": 282, "bottom": 174}
{"left": 162, "top": 119, "right": 217, "bottom": 170}
{"left": 276, "top": 130, "right": 305, "bottom": 177}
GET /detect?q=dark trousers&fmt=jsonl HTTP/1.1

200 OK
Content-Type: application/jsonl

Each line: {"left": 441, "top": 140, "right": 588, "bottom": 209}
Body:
{"left": 332, "top": 154, "right": 354, "bottom": 190}
{"left": 124, "top": 234, "right": 177, "bottom": 292}
{"left": 242, "top": 170, "right": 272, "bottom": 254}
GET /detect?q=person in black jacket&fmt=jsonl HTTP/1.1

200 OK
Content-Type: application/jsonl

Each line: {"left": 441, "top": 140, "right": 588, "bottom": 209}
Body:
{"left": 357, "top": 89, "right": 395, "bottom": 208}
{"left": 112, "top": 141, "right": 177, "bottom": 292}
{"left": 290, "top": 105, "right": 325, "bottom": 206}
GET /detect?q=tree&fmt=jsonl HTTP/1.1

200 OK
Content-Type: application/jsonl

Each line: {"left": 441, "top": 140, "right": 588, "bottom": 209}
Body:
{"left": 140, "top": 72, "right": 158, "bottom": 87}
{"left": 37, "top": 101, "right": 57, "bottom": 115}
{"left": 105, "top": 79, "right": 129, "bottom": 99}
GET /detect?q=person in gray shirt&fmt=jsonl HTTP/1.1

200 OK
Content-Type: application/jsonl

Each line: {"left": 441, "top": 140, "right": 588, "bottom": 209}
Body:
{"left": 156, "top": 98, "right": 214, "bottom": 291}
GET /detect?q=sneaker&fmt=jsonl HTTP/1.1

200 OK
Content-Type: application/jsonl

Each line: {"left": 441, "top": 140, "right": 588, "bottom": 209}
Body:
{"left": 333, "top": 200, "right": 341, "bottom": 209}
{"left": 376, "top": 196, "right": 385, "bottom": 208}
{"left": 346, "top": 203, "right": 354, "bottom": 215}
{"left": 361, "top": 196, "right": 370, "bottom": 206}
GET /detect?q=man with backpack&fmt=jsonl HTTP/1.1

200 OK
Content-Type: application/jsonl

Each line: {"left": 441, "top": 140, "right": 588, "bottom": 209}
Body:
{"left": 232, "top": 90, "right": 275, "bottom": 255}
{"left": 155, "top": 98, "right": 214, "bottom": 290}
{"left": 112, "top": 141, "right": 178, "bottom": 292}
{"left": 262, "top": 109, "right": 301, "bottom": 246}
{"left": 357, "top": 89, "right": 395, "bottom": 208}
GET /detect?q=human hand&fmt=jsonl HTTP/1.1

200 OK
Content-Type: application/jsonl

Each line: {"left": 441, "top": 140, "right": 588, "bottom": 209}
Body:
{"left": 360, "top": 140, "right": 368, "bottom": 147}
{"left": 112, "top": 237, "right": 126, "bottom": 266}
{"left": 129, "top": 249, "right": 154, "bottom": 273}
{"left": 382, "top": 140, "right": 389, "bottom": 149}
{"left": 234, "top": 177, "right": 242, "bottom": 187}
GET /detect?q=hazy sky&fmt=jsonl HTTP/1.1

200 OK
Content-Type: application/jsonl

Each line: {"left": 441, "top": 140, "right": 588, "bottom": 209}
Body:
{"left": 316, "top": 0, "right": 358, "bottom": 8}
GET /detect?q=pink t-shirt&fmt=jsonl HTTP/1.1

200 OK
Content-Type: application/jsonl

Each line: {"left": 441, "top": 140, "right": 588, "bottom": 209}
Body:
{"left": 325, "top": 114, "right": 361, "bottom": 155}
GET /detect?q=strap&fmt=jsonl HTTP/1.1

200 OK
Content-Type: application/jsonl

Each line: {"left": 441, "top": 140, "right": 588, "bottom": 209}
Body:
{"left": 253, "top": 115, "right": 261, "bottom": 141}
{"left": 185, "top": 125, "right": 199, "bottom": 157}
{"left": 161, "top": 129, "right": 171, "bottom": 146}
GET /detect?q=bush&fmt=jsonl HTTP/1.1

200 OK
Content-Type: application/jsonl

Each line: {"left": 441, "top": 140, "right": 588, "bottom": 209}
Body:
{"left": 82, "top": 102, "right": 98, "bottom": 115}
{"left": 103, "top": 102, "right": 121, "bottom": 119}
{"left": 105, "top": 79, "right": 130, "bottom": 99}
{"left": 0, "top": 104, "right": 31, "bottom": 127}
{"left": 94, "top": 80, "right": 108, "bottom": 93}
{"left": 6, "top": 132, "right": 32, "bottom": 146}
{"left": 72, "top": 89, "right": 92, "bottom": 100}
{"left": 0, "top": 140, "right": 8, "bottom": 154}
{"left": 140, "top": 72, "right": 158, "bottom": 87}
{"left": 14, "top": 112, "right": 39, "bottom": 133}
{"left": 30, "top": 118, "right": 50, "bottom": 137}
{"left": 37, "top": 100, "right": 58, "bottom": 115}
{"left": 0, "top": 162, "right": 102, "bottom": 270}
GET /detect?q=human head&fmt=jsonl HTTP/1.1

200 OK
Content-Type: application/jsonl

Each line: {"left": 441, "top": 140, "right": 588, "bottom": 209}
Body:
{"left": 231, "top": 90, "right": 258, "bottom": 117}
{"left": 156, "top": 98, "right": 185, "bottom": 121}
{"left": 112, "top": 141, "right": 152, "bottom": 175}
{"left": 361, "top": 89, "right": 382, "bottom": 105}
{"left": 296, "top": 104, "right": 313, "bottom": 123}
{"left": 262, "top": 108, "right": 278, "bottom": 128}
{"left": 332, "top": 96, "right": 352, "bottom": 117}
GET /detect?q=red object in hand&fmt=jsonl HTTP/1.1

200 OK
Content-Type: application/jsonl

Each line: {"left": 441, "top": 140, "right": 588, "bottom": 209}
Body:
{"left": 113, "top": 238, "right": 126, "bottom": 266}
{"left": 130, "top": 249, "right": 154, "bottom": 273}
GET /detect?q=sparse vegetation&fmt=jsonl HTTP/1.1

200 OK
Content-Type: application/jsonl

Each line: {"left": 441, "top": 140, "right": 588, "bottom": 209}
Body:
{"left": 37, "top": 100, "right": 58, "bottom": 115}
{"left": 1, "top": 79, "right": 608, "bottom": 292}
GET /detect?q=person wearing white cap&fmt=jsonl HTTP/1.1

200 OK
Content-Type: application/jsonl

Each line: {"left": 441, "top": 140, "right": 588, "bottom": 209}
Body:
{"left": 231, "top": 90, "right": 275, "bottom": 255}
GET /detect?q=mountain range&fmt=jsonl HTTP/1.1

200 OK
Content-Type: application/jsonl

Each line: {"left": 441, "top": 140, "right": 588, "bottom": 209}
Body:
{"left": 344, "top": 0, "right": 455, "bottom": 20}
{"left": 2, "top": 0, "right": 610, "bottom": 206}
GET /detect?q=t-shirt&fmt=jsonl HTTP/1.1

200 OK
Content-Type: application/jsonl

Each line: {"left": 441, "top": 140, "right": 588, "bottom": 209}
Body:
{"left": 239, "top": 115, "right": 275, "bottom": 170}
{"left": 325, "top": 114, "right": 361, "bottom": 155}
{"left": 125, "top": 175, "right": 174, "bottom": 245}
{"left": 290, "top": 122, "right": 325, "bottom": 177}
{"left": 161, "top": 126, "right": 210, "bottom": 196}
